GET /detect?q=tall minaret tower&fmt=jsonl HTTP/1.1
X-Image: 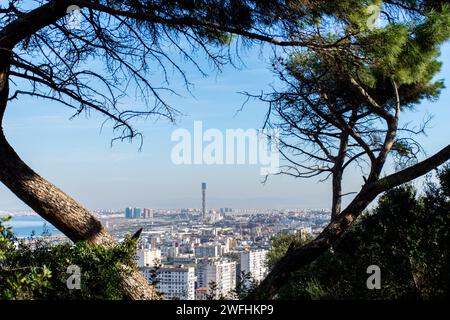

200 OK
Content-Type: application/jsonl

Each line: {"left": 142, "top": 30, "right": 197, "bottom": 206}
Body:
{"left": 202, "top": 182, "right": 207, "bottom": 220}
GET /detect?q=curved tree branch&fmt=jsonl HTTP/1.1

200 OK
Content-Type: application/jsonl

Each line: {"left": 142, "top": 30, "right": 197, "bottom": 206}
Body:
{"left": 248, "top": 144, "right": 450, "bottom": 299}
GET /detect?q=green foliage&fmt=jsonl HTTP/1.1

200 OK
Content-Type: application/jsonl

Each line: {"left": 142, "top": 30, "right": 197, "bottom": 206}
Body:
{"left": 266, "top": 231, "right": 312, "bottom": 270}
{"left": 361, "top": 5, "right": 450, "bottom": 105}
{"left": 268, "top": 166, "right": 450, "bottom": 300}
{"left": 205, "top": 281, "right": 221, "bottom": 300}
{"left": 281, "top": 2, "right": 450, "bottom": 106}
{"left": 302, "top": 278, "right": 336, "bottom": 300}
{"left": 268, "top": 1, "right": 450, "bottom": 174}
{"left": 145, "top": 261, "right": 164, "bottom": 300}
{"left": 0, "top": 223, "right": 140, "bottom": 300}
{"left": 232, "top": 271, "right": 259, "bottom": 299}
{"left": 0, "top": 216, "right": 14, "bottom": 260}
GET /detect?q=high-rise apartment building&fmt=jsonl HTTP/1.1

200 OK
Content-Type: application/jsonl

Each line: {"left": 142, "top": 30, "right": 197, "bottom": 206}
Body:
{"left": 194, "top": 244, "right": 222, "bottom": 258}
{"left": 239, "top": 249, "right": 268, "bottom": 284}
{"left": 143, "top": 208, "right": 154, "bottom": 219}
{"left": 196, "top": 259, "right": 236, "bottom": 299}
{"left": 125, "top": 207, "right": 133, "bottom": 219}
{"left": 142, "top": 266, "right": 196, "bottom": 300}
{"left": 135, "top": 248, "right": 161, "bottom": 267}
{"left": 133, "top": 207, "right": 142, "bottom": 219}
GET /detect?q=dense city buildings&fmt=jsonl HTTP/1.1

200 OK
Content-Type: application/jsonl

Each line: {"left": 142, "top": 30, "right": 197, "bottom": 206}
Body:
{"left": 99, "top": 192, "right": 331, "bottom": 300}
{"left": 119, "top": 204, "right": 327, "bottom": 299}
{"left": 124, "top": 207, "right": 155, "bottom": 219}
{"left": 194, "top": 244, "right": 222, "bottom": 258}
{"left": 7, "top": 182, "right": 331, "bottom": 300}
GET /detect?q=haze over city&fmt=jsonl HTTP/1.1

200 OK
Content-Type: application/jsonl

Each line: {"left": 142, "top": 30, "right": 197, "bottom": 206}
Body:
{"left": 1, "top": 0, "right": 450, "bottom": 306}
{"left": 2, "top": 43, "right": 449, "bottom": 211}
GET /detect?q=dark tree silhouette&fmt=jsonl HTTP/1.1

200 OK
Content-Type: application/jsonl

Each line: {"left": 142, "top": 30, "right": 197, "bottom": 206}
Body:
{"left": 0, "top": 0, "right": 364, "bottom": 299}
{"left": 1, "top": 0, "right": 449, "bottom": 300}
{"left": 247, "top": 1, "right": 450, "bottom": 298}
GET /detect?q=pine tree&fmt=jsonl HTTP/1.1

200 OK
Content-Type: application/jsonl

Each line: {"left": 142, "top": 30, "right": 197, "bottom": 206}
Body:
{"left": 249, "top": 2, "right": 450, "bottom": 298}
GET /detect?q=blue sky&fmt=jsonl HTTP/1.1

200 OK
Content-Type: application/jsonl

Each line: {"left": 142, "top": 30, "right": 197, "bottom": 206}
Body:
{"left": 1, "top": 41, "right": 449, "bottom": 211}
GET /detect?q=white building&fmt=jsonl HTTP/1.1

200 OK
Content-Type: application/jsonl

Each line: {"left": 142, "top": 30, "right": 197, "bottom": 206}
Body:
{"left": 300, "top": 227, "right": 312, "bottom": 239}
{"left": 173, "top": 254, "right": 195, "bottom": 265}
{"left": 239, "top": 249, "right": 268, "bottom": 284}
{"left": 197, "top": 259, "right": 236, "bottom": 299}
{"left": 207, "top": 211, "right": 223, "bottom": 224}
{"left": 143, "top": 266, "right": 196, "bottom": 300}
{"left": 224, "top": 238, "right": 236, "bottom": 253}
{"left": 135, "top": 248, "right": 161, "bottom": 267}
{"left": 194, "top": 244, "right": 222, "bottom": 258}
{"left": 167, "top": 246, "right": 179, "bottom": 259}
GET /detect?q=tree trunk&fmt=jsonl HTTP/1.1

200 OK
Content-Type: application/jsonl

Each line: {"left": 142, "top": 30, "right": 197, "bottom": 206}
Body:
{"left": 0, "top": 56, "right": 154, "bottom": 300}
{"left": 331, "top": 169, "right": 343, "bottom": 219}
{"left": 0, "top": 119, "right": 155, "bottom": 301}
{"left": 248, "top": 144, "right": 450, "bottom": 299}
{"left": 330, "top": 131, "right": 349, "bottom": 219}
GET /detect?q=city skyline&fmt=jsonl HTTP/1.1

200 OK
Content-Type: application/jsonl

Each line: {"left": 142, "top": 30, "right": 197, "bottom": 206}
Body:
{"left": 1, "top": 44, "right": 449, "bottom": 211}
{"left": 1, "top": 0, "right": 449, "bottom": 304}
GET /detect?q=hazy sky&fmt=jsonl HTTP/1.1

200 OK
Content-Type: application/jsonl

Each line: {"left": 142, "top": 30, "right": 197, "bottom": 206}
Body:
{"left": 1, "top": 41, "right": 449, "bottom": 211}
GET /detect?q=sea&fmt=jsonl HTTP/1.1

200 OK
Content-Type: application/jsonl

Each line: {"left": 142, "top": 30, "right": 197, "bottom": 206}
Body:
{"left": 2, "top": 215, "right": 63, "bottom": 237}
